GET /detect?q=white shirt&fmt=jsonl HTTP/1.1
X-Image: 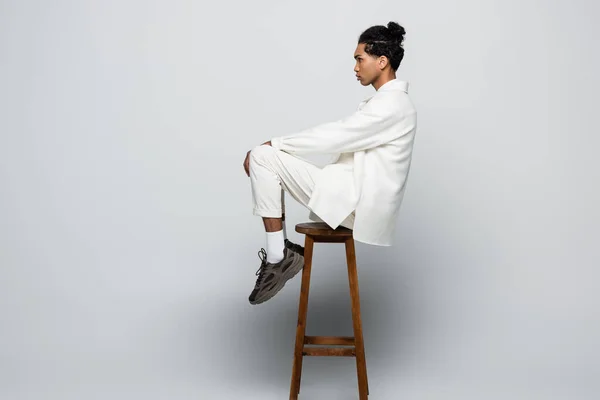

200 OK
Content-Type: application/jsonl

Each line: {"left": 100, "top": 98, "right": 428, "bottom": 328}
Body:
{"left": 334, "top": 152, "right": 354, "bottom": 167}
{"left": 271, "top": 79, "right": 417, "bottom": 246}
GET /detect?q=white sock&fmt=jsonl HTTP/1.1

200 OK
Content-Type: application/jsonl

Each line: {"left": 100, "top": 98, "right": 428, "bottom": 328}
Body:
{"left": 266, "top": 229, "right": 285, "bottom": 264}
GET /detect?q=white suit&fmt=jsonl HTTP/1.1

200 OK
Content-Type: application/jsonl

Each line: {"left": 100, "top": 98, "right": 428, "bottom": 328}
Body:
{"left": 270, "top": 79, "right": 417, "bottom": 246}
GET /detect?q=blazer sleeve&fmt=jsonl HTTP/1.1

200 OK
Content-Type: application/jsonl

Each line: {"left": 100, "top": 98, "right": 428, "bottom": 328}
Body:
{"left": 270, "top": 92, "right": 414, "bottom": 154}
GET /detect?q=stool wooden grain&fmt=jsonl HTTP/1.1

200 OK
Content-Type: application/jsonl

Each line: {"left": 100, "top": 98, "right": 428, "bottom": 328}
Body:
{"left": 289, "top": 222, "right": 369, "bottom": 400}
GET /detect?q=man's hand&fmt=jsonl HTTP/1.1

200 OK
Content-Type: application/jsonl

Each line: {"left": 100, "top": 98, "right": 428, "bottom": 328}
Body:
{"left": 243, "top": 150, "right": 251, "bottom": 177}
{"left": 244, "top": 141, "right": 272, "bottom": 177}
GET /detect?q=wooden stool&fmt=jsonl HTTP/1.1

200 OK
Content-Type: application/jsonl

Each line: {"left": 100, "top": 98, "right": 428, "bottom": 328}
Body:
{"left": 289, "top": 222, "right": 369, "bottom": 400}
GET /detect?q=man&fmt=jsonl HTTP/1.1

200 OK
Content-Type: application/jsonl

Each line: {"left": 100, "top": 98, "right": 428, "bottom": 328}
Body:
{"left": 243, "top": 21, "right": 417, "bottom": 305}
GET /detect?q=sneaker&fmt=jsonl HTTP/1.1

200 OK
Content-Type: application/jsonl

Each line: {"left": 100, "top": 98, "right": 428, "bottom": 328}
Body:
{"left": 249, "top": 247, "right": 304, "bottom": 305}
{"left": 284, "top": 238, "right": 305, "bottom": 256}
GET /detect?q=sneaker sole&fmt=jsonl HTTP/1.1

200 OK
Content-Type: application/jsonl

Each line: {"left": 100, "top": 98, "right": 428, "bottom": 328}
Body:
{"left": 252, "top": 252, "right": 305, "bottom": 304}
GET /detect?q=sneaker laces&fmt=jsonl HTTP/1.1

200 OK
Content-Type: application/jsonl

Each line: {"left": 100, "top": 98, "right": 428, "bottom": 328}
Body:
{"left": 254, "top": 248, "right": 268, "bottom": 287}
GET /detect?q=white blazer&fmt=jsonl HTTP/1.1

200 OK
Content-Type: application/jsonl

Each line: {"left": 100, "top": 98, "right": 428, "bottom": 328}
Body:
{"left": 271, "top": 79, "right": 417, "bottom": 246}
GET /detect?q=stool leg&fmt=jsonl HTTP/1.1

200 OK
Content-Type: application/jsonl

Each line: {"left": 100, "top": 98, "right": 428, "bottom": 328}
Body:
{"left": 345, "top": 238, "right": 369, "bottom": 399}
{"left": 289, "top": 235, "right": 314, "bottom": 399}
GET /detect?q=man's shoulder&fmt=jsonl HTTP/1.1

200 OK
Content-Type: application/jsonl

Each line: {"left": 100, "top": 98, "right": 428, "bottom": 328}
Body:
{"left": 362, "top": 89, "right": 411, "bottom": 114}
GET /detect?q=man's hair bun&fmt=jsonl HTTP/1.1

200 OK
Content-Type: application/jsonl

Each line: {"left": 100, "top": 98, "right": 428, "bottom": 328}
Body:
{"left": 387, "top": 21, "right": 406, "bottom": 44}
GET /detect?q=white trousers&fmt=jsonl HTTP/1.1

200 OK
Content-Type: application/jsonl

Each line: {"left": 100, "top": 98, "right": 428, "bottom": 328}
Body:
{"left": 249, "top": 144, "right": 355, "bottom": 229}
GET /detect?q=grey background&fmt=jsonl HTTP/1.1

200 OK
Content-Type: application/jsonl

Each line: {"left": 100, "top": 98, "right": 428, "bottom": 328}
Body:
{"left": 1, "top": 0, "right": 599, "bottom": 399}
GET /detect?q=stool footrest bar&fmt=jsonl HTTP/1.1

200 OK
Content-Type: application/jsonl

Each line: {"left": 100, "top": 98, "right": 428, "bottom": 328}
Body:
{"left": 302, "top": 347, "right": 356, "bottom": 357}
{"left": 304, "top": 336, "right": 355, "bottom": 346}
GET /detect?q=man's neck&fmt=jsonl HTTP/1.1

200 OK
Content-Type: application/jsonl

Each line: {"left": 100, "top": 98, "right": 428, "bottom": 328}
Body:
{"left": 373, "top": 74, "right": 396, "bottom": 91}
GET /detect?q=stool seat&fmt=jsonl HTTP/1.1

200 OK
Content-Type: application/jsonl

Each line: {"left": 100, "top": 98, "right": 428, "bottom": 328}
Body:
{"left": 295, "top": 222, "right": 353, "bottom": 240}
{"left": 289, "top": 222, "right": 369, "bottom": 399}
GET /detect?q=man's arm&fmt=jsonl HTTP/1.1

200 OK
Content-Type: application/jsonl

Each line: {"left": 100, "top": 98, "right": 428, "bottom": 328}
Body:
{"left": 270, "top": 93, "right": 415, "bottom": 155}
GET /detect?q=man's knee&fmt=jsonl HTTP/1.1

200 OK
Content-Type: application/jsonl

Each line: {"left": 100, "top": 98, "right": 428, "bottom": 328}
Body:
{"left": 250, "top": 144, "right": 275, "bottom": 161}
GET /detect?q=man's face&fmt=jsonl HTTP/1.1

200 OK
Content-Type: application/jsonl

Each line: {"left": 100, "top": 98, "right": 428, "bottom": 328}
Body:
{"left": 353, "top": 43, "right": 381, "bottom": 86}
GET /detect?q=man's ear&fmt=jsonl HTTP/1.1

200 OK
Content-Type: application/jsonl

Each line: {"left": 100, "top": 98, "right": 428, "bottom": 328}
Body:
{"left": 378, "top": 56, "right": 389, "bottom": 70}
